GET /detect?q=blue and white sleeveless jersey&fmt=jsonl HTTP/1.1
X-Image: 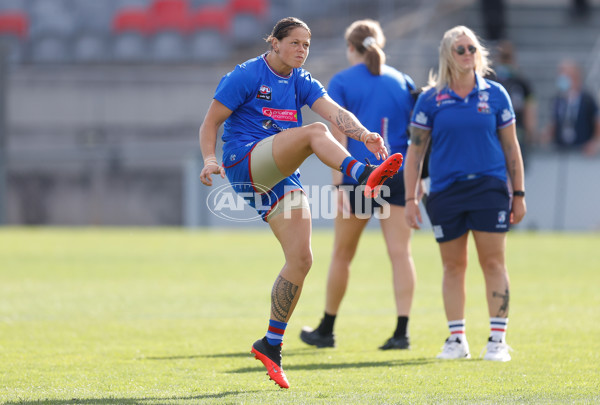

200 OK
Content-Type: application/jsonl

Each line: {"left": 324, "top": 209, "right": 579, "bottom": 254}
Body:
{"left": 328, "top": 63, "right": 415, "bottom": 184}
{"left": 214, "top": 53, "right": 326, "bottom": 167}
{"left": 410, "top": 74, "right": 515, "bottom": 193}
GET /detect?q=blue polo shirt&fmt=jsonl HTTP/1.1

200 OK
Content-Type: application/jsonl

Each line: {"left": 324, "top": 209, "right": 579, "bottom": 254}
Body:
{"left": 215, "top": 53, "right": 327, "bottom": 166}
{"left": 328, "top": 63, "right": 415, "bottom": 184}
{"left": 410, "top": 74, "right": 515, "bottom": 193}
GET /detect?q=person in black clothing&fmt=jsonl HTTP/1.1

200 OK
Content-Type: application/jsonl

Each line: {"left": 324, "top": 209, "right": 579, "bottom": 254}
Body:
{"left": 488, "top": 40, "right": 537, "bottom": 168}
{"left": 480, "top": 0, "right": 505, "bottom": 41}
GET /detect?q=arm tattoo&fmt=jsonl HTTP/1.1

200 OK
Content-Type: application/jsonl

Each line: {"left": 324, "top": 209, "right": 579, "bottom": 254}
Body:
{"left": 493, "top": 288, "right": 510, "bottom": 317}
{"left": 409, "top": 127, "right": 428, "bottom": 146}
{"left": 408, "top": 127, "right": 431, "bottom": 171}
{"left": 271, "top": 275, "right": 299, "bottom": 322}
{"left": 335, "top": 109, "right": 365, "bottom": 141}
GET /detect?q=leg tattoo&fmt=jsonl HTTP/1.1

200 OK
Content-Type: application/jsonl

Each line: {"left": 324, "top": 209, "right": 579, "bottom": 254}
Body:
{"left": 271, "top": 275, "right": 299, "bottom": 322}
{"left": 493, "top": 288, "right": 510, "bottom": 317}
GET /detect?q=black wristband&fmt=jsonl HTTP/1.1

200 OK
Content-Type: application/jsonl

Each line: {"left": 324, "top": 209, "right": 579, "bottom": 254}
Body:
{"left": 513, "top": 190, "right": 525, "bottom": 197}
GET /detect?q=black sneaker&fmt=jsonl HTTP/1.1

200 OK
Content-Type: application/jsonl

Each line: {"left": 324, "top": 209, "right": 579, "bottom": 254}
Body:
{"left": 251, "top": 337, "right": 289, "bottom": 388}
{"left": 379, "top": 336, "right": 410, "bottom": 350}
{"left": 299, "top": 326, "right": 335, "bottom": 348}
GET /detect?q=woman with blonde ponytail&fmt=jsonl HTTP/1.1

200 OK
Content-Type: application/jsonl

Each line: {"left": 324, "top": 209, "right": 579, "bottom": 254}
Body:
{"left": 301, "top": 19, "right": 421, "bottom": 351}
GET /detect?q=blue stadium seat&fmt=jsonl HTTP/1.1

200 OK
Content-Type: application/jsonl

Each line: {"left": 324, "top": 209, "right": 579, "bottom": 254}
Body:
{"left": 73, "top": 33, "right": 110, "bottom": 63}
{"left": 29, "top": 0, "right": 76, "bottom": 38}
{"left": 228, "top": 0, "right": 269, "bottom": 47}
{"left": 148, "top": 0, "right": 191, "bottom": 62}
{"left": 112, "top": 32, "right": 148, "bottom": 62}
{"left": 189, "top": 30, "right": 230, "bottom": 62}
{"left": 27, "top": 1, "right": 74, "bottom": 63}
{"left": 188, "top": 5, "right": 231, "bottom": 62}
{"left": 230, "top": 13, "right": 263, "bottom": 47}
{"left": 72, "top": 2, "right": 114, "bottom": 62}
{"left": 28, "top": 34, "right": 70, "bottom": 63}
{"left": 149, "top": 31, "right": 187, "bottom": 62}
{"left": 111, "top": 7, "right": 151, "bottom": 62}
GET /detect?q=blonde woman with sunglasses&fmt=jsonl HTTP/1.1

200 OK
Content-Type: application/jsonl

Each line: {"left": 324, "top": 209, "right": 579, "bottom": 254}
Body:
{"left": 404, "top": 26, "right": 526, "bottom": 361}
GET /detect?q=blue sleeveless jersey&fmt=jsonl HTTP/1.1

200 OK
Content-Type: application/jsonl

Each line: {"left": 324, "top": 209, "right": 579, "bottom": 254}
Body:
{"left": 214, "top": 53, "right": 326, "bottom": 167}
{"left": 328, "top": 64, "right": 415, "bottom": 184}
{"left": 410, "top": 74, "right": 515, "bottom": 193}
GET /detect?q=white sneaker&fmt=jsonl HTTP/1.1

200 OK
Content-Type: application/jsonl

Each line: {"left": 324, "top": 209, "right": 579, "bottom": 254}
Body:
{"left": 436, "top": 336, "right": 471, "bottom": 359}
{"left": 483, "top": 338, "right": 512, "bottom": 362}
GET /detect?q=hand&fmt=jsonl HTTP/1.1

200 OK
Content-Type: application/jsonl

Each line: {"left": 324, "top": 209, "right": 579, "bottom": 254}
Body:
{"left": 200, "top": 162, "right": 225, "bottom": 186}
{"left": 510, "top": 197, "right": 526, "bottom": 224}
{"left": 363, "top": 132, "right": 388, "bottom": 160}
{"left": 404, "top": 199, "right": 422, "bottom": 230}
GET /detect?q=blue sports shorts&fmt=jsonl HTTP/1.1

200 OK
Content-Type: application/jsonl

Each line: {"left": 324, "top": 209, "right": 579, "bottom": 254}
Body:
{"left": 340, "top": 170, "right": 406, "bottom": 217}
{"left": 223, "top": 141, "right": 304, "bottom": 222}
{"left": 425, "top": 176, "right": 510, "bottom": 243}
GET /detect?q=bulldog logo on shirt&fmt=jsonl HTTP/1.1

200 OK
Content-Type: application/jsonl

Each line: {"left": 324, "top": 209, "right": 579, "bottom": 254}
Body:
{"left": 477, "top": 91, "right": 490, "bottom": 114}
{"left": 256, "top": 84, "right": 272, "bottom": 101}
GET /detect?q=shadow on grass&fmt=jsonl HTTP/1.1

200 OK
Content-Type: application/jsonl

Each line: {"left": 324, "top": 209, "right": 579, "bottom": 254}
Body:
{"left": 144, "top": 348, "right": 318, "bottom": 361}
{"left": 3, "top": 390, "right": 259, "bottom": 405}
{"left": 143, "top": 352, "right": 249, "bottom": 360}
{"left": 233, "top": 357, "right": 436, "bottom": 373}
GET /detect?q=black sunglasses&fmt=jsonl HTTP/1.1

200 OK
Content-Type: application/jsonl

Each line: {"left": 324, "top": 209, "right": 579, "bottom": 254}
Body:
{"left": 454, "top": 45, "right": 477, "bottom": 55}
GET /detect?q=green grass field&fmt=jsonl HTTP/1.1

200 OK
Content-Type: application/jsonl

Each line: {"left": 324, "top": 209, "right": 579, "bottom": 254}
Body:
{"left": 1, "top": 228, "right": 599, "bottom": 404}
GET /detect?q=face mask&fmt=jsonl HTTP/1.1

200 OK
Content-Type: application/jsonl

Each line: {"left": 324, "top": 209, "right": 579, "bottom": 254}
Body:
{"left": 556, "top": 74, "right": 571, "bottom": 92}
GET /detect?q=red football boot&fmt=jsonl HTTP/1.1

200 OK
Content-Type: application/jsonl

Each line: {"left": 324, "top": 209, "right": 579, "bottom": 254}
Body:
{"left": 251, "top": 337, "right": 290, "bottom": 389}
{"left": 359, "top": 153, "right": 404, "bottom": 198}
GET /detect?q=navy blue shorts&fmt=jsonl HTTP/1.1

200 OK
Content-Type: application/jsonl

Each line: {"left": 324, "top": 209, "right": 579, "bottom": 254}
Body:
{"left": 425, "top": 176, "right": 510, "bottom": 243}
{"left": 340, "top": 170, "right": 405, "bottom": 217}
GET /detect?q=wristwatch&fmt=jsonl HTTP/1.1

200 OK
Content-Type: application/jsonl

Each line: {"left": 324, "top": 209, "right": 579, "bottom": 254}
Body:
{"left": 513, "top": 190, "right": 525, "bottom": 197}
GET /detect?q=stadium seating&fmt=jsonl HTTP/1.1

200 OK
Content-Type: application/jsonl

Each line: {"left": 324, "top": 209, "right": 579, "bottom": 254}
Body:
{"left": 189, "top": 4, "right": 232, "bottom": 62}
{"left": 113, "top": 7, "right": 152, "bottom": 34}
{"left": 229, "top": 0, "right": 269, "bottom": 18}
{"left": 27, "top": 0, "right": 75, "bottom": 63}
{"left": 0, "top": 12, "right": 27, "bottom": 38}
{"left": 0, "top": 0, "right": 272, "bottom": 64}
{"left": 72, "top": 2, "right": 114, "bottom": 62}
{"left": 148, "top": 0, "right": 191, "bottom": 62}
{"left": 111, "top": 7, "right": 151, "bottom": 62}
{"left": 228, "top": 0, "right": 270, "bottom": 47}
{"left": 0, "top": 11, "right": 28, "bottom": 63}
